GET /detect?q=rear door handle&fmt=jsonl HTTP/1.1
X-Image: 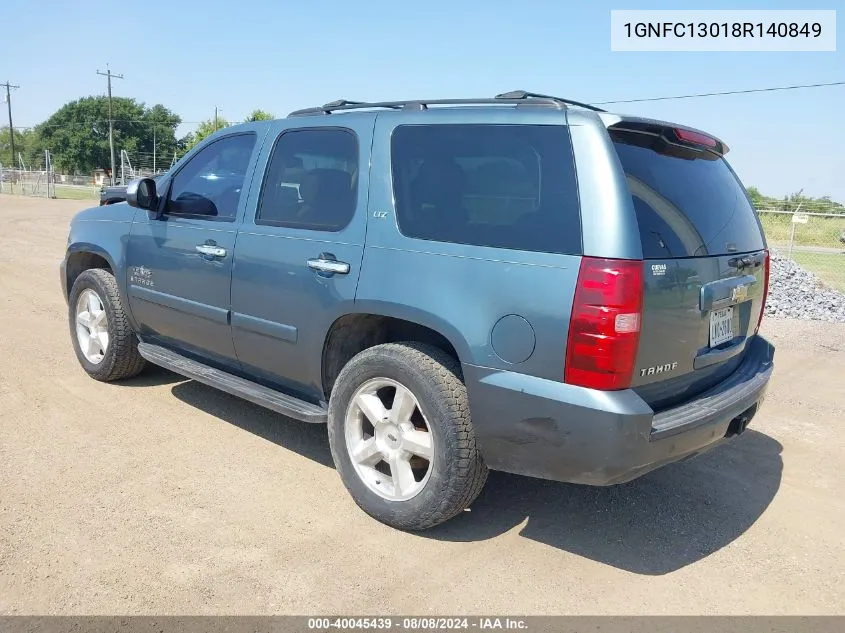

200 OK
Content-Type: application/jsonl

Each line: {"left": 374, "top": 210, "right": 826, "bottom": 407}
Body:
{"left": 728, "top": 255, "right": 762, "bottom": 269}
{"left": 306, "top": 257, "right": 350, "bottom": 275}
{"left": 195, "top": 244, "right": 227, "bottom": 258}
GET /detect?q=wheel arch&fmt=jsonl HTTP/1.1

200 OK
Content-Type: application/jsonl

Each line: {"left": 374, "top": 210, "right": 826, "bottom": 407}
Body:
{"left": 64, "top": 245, "right": 117, "bottom": 298}
{"left": 320, "top": 303, "right": 471, "bottom": 399}
{"left": 62, "top": 241, "right": 138, "bottom": 331}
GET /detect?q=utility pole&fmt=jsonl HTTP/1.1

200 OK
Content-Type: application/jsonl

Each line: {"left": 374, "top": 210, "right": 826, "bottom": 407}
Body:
{"left": 96, "top": 65, "right": 123, "bottom": 184}
{"left": 2, "top": 81, "right": 19, "bottom": 167}
{"left": 214, "top": 106, "right": 219, "bottom": 131}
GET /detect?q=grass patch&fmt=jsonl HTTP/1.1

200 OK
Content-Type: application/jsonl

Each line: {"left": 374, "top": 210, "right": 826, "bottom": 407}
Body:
{"left": 790, "top": 251, "right": 845, "bottom": 293}
{"left": 0, "top": 184, "right": 98, "bottom": 200}
{"left": 758, "top": 213, "right": 845, "bottom": 249}
{"left": 53, "top": 185, "right": 99, "bottom": 200}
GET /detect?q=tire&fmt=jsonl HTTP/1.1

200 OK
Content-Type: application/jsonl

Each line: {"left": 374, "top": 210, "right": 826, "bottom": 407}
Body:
{"left": 68, "top": 268, "right": 146, "bottom": 382}
{"left": 327, "top": 342, "right": 488, "bottom": 530}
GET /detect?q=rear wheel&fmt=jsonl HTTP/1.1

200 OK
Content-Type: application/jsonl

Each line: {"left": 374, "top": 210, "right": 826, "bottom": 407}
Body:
{"left": 68, "top": 268, "right": 146, "bottom": 382}
{"left": 327, "top": 342, "right": 488, "bottom": 530}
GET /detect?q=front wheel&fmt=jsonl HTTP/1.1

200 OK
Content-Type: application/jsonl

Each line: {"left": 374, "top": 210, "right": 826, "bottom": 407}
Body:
{"left": 68, "top": 268, "right": 146, "bottom": 382}
{"left": 327, "top": 342, "right": 488, "bottom": 530}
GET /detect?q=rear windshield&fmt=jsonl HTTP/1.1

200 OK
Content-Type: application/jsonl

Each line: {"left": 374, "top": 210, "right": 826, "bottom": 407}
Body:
{"left": 391, "top": 124, "right": 582, "bottom": 255}
{"left": 611, "top": 130, "right": 764, "bottom": 259}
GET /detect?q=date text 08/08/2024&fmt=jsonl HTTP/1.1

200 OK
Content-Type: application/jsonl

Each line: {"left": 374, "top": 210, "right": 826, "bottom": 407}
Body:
{"left": 307, "top": 617, "right": 528, "bottom": 630}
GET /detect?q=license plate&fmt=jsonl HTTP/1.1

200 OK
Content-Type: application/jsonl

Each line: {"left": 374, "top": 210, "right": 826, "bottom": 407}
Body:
{"left": 709, "top": 307, "right": 734, "bottom": 348}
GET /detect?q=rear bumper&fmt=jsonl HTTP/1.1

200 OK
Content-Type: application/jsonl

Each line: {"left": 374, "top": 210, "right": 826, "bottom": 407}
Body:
{"left": 463, "top": 335, "right": 774, "bottom": 485}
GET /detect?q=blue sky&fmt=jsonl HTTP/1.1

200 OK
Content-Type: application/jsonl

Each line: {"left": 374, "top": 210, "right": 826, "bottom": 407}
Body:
{"left": 6, "top": 0, "right": 844, "bottom": 199}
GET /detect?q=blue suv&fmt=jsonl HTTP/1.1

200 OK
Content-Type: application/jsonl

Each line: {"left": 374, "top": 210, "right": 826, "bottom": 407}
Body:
{"left": 61, "top": 91, "right": 774, "bottom": 530}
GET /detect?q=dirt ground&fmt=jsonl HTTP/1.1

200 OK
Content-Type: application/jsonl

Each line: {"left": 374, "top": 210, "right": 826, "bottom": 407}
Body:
{"left": 1, "top": 194, "right": 844, "bottom": 615}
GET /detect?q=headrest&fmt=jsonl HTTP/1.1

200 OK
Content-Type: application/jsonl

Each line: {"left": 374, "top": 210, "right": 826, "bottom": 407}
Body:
{"left": 300, "top": 169, "right": 352, "bottom": 204}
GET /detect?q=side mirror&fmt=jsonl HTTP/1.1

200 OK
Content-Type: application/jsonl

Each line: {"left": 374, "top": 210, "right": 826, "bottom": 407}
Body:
{"left": 126, "top": 178, "right": 158, "bottom": 210}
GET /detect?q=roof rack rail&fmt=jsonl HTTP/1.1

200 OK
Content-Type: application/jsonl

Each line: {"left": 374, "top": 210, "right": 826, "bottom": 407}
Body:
{"left": 495, "top": 90, "right": 606, "bottom": 112}
{"left": 288, "top": 97, "right": 562, "bottom": 117}
{"left": 287, "top": 90, "right": 605, "bottom": 117}
{"left": 300, "top": 99, "right": 404, "bottom": 115}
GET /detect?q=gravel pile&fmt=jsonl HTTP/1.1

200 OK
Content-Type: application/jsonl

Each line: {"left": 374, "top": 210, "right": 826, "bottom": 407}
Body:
{"left": 765, "top": 249, "right": 845, "bottom": 323}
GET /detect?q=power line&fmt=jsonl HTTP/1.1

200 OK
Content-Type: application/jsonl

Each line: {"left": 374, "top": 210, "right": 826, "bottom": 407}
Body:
{"left": 8, "top": 79, "right": 845, "bottom": 135}
{"left": 595, "top": 80, "right": 845, "bottom": 105}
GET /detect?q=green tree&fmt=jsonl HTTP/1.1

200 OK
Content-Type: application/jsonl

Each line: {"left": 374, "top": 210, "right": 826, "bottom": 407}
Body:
{"left": 745, "top": 186, "right": 764, "bottom": 209}
{"left": 142, "top": 103, "right": 182, "bottom": 169}
{"left": 245, "top": 109, "right": 275, "bottom": 122}
{"left": 35, "top": 96, "right": 180, "bottom": 174}
{"left": 182, "top": 117, "right": 231, "bottom": 152}
{"left": 0, "top": 127, "right": 41, "bottom": 167}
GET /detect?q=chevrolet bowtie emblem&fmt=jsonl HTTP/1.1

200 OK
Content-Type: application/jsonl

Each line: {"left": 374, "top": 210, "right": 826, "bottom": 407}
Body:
{"left": 731, "top": 284, "right": 748, "bottom": 302}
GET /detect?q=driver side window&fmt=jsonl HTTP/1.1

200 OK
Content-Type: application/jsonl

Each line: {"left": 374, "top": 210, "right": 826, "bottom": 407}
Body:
{"left": 167, "top": 133, "right": 257, "bottom": 221}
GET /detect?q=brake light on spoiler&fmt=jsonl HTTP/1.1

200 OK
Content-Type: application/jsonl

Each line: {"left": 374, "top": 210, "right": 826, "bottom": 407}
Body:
{"left": 565, "top": 258, "right": 644, "bottom": 391}
{"left": 608, "top": 120, "right": 729, "bottom": 156}
{"left": 674, "top": 127, "right": 718, "bottom": 148}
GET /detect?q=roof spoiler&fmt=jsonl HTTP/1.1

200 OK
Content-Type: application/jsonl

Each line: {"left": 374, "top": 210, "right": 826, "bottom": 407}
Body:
{"left": 606, "top": 117, "right": 730, "bottom": 156}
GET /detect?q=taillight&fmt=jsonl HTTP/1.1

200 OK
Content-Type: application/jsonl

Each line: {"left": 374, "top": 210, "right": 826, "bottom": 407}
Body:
{"left": 754, "top": 250, "right": 770, "bottom": 335}
{"left": 564, "top": 257, "right": 644, "bottom": 391}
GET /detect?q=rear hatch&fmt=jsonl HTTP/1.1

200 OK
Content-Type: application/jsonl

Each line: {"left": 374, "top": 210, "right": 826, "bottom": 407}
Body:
{"left": 608, "top": 120, "right": 768, "bottom": 411}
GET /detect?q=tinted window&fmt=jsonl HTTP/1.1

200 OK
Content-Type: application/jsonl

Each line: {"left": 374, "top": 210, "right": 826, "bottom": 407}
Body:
{"left": 611, "top": 130, "right": 764, "bottom": 258}
{"left": 256, "top": 129, "right": 358, "bottom": 231}
{"left": 391, "top": 124, "right": 581, "bottom": 254}
{"left": 167, "top": 133, "right": 256, "bottom": 221}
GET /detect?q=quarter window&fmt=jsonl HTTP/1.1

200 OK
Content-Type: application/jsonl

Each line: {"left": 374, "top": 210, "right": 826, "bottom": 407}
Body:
{"left": 391, "top": 124, "right": 581, "bottom": 254}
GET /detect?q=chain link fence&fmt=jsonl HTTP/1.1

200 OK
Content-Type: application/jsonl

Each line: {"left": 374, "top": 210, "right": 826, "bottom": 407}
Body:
{"left": 1, "top": 116, "right": 186, "bottom": 202}
{"left": 754, "top": 203, "right": 845, "bottom": 293}
{"left": 0, "top": 169, "right": 100, "bottom": 201}
{"left": 0, "top": 148, "right": 175, "bottom": 202}
{"left": 1, "top": 150, "right": 99, "bottom": 201}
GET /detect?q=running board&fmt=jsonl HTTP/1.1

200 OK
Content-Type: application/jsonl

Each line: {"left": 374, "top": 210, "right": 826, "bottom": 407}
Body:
{"left": 137, "top": 343, "right": 327, "bottom": 424}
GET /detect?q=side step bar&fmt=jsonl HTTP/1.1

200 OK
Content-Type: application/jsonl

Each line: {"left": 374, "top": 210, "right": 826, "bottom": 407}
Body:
{"left": 137, "top": 343, "right": 327, "bottom": 424}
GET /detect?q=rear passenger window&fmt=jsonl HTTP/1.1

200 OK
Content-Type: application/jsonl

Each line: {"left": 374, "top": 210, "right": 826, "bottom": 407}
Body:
{"left": 256, "top": 128, "right": 358, "bottom": 231}
{"left": 391, "top": 124, "right": 581, "bottom": 254}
